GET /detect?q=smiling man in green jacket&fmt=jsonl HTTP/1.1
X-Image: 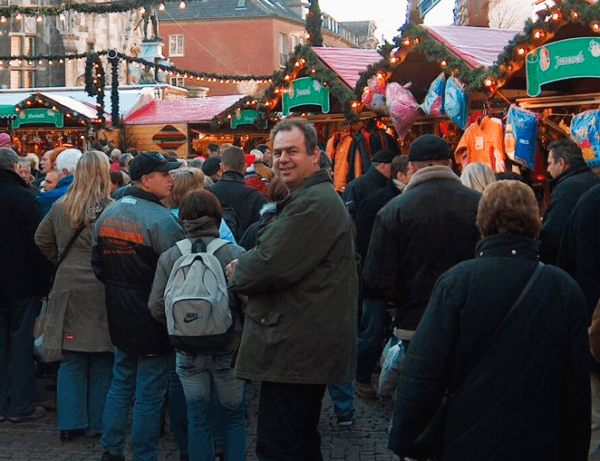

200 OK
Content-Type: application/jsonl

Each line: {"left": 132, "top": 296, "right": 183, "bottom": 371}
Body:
{"left": 227, "top": 118, "right": 358, "bottom": 461}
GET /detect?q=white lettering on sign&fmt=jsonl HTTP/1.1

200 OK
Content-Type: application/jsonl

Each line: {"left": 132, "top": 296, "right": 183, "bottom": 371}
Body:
{"left": 27, "top": 113, "right": 48, "bottom": 119}
{"left": 554, "top": 51, "right": 585, "bottom": 69}
{"left": 296, "top": 89, "right": 311, "bottom": 97}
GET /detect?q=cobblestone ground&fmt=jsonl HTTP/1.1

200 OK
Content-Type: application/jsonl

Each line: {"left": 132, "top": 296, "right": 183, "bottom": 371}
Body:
{"left": 0, "top": 377, "right": 400, "bottom": 461}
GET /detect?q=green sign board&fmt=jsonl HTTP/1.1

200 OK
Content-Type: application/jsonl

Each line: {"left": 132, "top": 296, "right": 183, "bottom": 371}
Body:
{"left": 12, "top": 108, "right": 64, "bottom": 128}
{"left": 282, "top": 77, "right": 330, "bottom": 116}
{"left": 526, "top": 37, "right": 600, "bottom": 96}
{"left": 231, "top": 110, "right": 259, "bottom": 129}
{"left": 0, "top": 105, "right": 16, "bottom": 119}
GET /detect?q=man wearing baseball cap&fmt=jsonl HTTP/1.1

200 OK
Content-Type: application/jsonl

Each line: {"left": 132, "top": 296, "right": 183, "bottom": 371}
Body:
{"left": 363, "top": 135, "right": 481, "bottom": 381}
{"left": 92, "top": 152, "right": 185, "bottom": 461}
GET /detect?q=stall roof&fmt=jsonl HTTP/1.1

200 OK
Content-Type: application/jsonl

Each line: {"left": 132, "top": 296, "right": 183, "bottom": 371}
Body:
{"left": 312, "top": 47, "right": 383, "bottom": 88}
{"left": 422, "top": 25, "right": 520, "bottom": 68}
{"left": 124, "top": 95, "right": 244, "bottom": 125}
{"left": 38, "top": 93, "right": 100, "bottom": 120}
{"left": 0, "top": 85, "right": 176, "bottom": 121}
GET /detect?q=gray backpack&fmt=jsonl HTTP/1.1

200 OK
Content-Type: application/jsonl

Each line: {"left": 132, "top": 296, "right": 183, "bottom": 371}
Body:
{"left": 164, "top": 238, "right": 234, "bottom": 355}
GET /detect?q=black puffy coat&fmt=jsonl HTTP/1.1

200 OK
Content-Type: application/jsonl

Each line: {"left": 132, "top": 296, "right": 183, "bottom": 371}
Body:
{"left": 557, "top": 183, "right": 600, "bottom": 321}
{"left": 389, "top": 234, "right": 590, "bottom": 461}
{"left": 539, "top": 162, "right": 600, "bottom": 265}
{"left": 364, "top": 166, "right": 480, "bottom": 331}
{"left": 0, "top": 169, "right": 52, "bottom": 300}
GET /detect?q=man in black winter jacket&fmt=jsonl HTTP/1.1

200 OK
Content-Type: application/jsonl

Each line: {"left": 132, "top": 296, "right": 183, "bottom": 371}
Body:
{"left": 0, "top": 147, "right": 52, "bottom": 423}
{"left": 207, "top": 146, "right": 266, "bottom": 240}
{"left": 343, "top": 149, "right": 395, "bottom": 219}
{"left": 539, "top": 138, "right": 600, "bottom": 265}
{"left": 364, "top": 135, "right": 480, "bottom": 344}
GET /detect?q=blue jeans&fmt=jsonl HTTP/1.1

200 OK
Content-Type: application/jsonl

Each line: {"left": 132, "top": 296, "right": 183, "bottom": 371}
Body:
{"left": 101, "top": 348, "right": 171, "bottom": 461}
{"left": 168, "top": 358, "right": 188, "bottom": 457}
{"left": 356, "top": 298, "right": 391, "bottom": 384}
{"left": 0, "top": 297, "right": 41, "bottom": 419}
{"left": 58, "top": 350, "right": 113, "bottom": 433}
{"left": 176, "top": 352, "right": 247, "bottom": 461}
{"left": 327, "top": 383, "right": 355, "bottom": 420}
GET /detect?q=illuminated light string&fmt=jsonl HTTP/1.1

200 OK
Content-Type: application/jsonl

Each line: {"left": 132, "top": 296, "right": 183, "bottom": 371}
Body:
{"left": 0, "top": 0, "right": 170, "bottom": 19}
{"left": 0, "top": 51, "right": 273, "bottom": 85}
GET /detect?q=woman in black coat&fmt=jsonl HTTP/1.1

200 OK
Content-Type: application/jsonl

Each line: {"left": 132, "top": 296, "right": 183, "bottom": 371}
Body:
{"left": 389, "top": 180, "right": 590, "bottom": 461}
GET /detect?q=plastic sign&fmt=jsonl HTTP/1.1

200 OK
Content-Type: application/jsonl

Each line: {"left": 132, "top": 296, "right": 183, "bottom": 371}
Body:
{"left": 282, "top": 77, "right": 330, "bottom": 116}
{"left": 526, "top": 37, "right": 600, "bottom": 97}
{"left": 13, "top": 108, "right": 64, "bottom": 128}
{"left": 230, "top": 110, "right": 266, "bottom": 129}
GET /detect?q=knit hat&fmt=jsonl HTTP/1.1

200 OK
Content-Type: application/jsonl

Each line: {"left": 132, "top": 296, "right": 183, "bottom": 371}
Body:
{"left": 371, "top": 150, "right": 396, "bottom": 163}
{"left": 408, "top": 134, "right": 451, "bottom": 162}
{"left": 129, "top": 152, "right": 182, "bottom": 181}
{"left": 0, "top": 133, "right": 11, "bottom": 147}
{"left": 201, "top": 157, "right": 221, "bottom": 176}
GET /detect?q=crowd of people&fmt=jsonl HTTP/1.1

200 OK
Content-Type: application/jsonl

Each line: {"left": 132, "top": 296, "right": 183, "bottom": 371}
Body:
{"left": 0, "top": 118, "right": 598, "bottom": 461}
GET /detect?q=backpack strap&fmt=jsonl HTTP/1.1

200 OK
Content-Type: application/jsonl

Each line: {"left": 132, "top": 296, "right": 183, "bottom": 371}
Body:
{"left": 206, "top": 238, "right": 230, "bottom": 256}
{"left": 175, "top": 238, "right": 193, "bottom": 255}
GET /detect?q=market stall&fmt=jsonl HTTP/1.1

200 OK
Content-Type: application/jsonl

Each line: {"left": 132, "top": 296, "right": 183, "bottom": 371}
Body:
{"left": 123, "top": 94, "right": 248, "bottom": 158}
{"left": 10, "top": 92, "right": 104, "bottom": 155}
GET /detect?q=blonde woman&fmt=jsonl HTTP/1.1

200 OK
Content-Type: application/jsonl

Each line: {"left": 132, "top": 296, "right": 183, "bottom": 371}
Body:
{"left": 35, "top": 150, "right": 113, "bottom": 442}
{"left": 460, "top": 162, "right": 497, "bottom": 193}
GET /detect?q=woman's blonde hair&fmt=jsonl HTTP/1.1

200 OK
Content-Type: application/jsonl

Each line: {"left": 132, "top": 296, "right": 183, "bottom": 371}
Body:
{"left": 163, "top": 167, "right": 205, "bottom": 209}
{"left": 460, "top": 162, "right": 497, "bottom": 193}
{"left": 60, "top": 149, "right": 112, "bottom": 228}
{"left": 476, "top": 180, "right": 541, "bottom": 238}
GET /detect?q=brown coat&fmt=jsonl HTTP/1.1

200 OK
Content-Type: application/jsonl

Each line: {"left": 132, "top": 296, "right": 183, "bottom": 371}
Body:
{"left": 590, "top": 299, "right": 600, "bottom": 362}
{"left": 35, "top": 201, "right": 113, "bottom": 353}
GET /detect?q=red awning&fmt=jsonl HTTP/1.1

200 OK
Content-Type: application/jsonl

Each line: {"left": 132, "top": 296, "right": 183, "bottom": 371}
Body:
{"left": 312, "top": 47, "right": 383, "bottom": 88}
{"left": 422, "top": 25, "right": 520, "bottom": 68}
{"left": 124, "top": 95, "right": 244, "bottom": 125}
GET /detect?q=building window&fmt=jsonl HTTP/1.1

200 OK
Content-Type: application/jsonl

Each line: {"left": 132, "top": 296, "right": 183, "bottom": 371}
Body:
{"left": 170, "top": 76, "right": 186, "bottom": 88}
{"left": 169, "top": 34, "right": 184, "bottom": 57}
{"left": 279, "top": 33, "right": 288, "bottom": 67}
{"left": 10, "top": 69, "right": 34, "bottom": 89}
{"left": 291, "top": 35, "right": 297, "bottom": 51}
{"left": 236, "top": 0, "right": 246, "bottom": 7}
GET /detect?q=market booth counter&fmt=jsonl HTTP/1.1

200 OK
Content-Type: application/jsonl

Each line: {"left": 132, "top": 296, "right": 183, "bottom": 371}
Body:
{"left": 10, "top": 92, "right": 104, "bottom": 155}
{"left": 123, "top": 95, "right": 246, "bottom": 158}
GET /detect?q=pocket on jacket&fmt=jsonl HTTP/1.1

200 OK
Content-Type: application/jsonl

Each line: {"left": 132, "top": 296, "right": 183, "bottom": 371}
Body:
{"left": 246, "top": 309, "right": 281, "bottom": 327}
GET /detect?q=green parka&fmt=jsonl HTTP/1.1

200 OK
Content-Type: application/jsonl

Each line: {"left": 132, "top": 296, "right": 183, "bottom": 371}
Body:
{"left": 231, "top": 169, "right": 358, "bottom": 384}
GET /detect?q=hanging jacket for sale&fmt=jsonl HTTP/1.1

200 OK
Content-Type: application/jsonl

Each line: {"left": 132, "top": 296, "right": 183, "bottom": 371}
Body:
{"left": 455, "top": 116, "right": 505, "bottom": 173}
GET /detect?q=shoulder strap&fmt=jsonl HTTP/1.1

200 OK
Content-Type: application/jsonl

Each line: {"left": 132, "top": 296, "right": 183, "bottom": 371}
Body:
{"left": 56, "top": 221, "right": 86, "bottom": 269}
{"left": 206, "top": 238, "right": 230, "bottom": 255}
{"left": 456, "top": 262, "right": 544, "bottom": 391}
{"left": 175, "top": 238, "right": 193, "bottom": 255}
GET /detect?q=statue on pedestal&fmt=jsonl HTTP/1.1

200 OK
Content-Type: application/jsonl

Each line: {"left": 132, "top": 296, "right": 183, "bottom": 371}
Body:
{"left": 143, "top": 6, "right": 159, "bottom": 41}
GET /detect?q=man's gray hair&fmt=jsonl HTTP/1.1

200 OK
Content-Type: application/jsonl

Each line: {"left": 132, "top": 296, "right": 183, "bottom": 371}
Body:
{"left": 0, "top": 147, "right": 19, "bottom": 171}
{"left": 56, "top": 148, "right": 82, "bottom": 175}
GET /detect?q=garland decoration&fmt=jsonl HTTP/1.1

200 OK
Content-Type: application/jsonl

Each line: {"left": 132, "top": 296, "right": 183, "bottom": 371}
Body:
{"left": 109, "top": 51, "right": 121, "bottom": 126}
{"left": 0, "top": 0, "right": 165, "bottom": 17}
{"left": 210, "top": 96, "right": 256, "bottom": 131}
{"left": 306, "top": 0, "right": 323, "bottom": 47}
{"left": 85, "top": 53, "right": 106, "bottom": 123}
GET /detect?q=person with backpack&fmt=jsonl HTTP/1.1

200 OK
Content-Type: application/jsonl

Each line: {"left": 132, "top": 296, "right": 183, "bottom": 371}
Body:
{"left": 149, "top": 189, "right": 246, "bottom": 461}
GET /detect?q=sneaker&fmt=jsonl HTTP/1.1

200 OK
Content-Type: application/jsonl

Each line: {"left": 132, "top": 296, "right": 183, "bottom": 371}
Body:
{"left": 100, "top": 451, "right": 125, "bottom": 461}
{"left": 337, "top": 413, "right": 355, "bottom": 427}
{"left": 0, "top": 416, "right": 5, "bottom": 422}
{"left": 354, "top": 382, "right": 378, "bottom": 400}
{"left": 9, "top": 405, "right": 46, "bottom": 423}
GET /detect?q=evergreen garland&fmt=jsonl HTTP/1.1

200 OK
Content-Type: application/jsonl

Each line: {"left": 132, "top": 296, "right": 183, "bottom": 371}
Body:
{"left": 306, "top": 0, "right": 323, "bottom": 47}
{"left": 85, "top": 53, "right": 105, "bottom": 122}
{"left": 111, "top": 56, "right": 120, "bottom": 126}
{"left": 0, "top": 0, "right": 165, "bottom": 17}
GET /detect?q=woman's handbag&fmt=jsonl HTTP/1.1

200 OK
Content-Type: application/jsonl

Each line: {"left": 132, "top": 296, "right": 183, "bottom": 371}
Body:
{"left": 34, "top": 222, "right": 86, "bottom": 363}
{"left": 403, "top": 262, "right": 545, "bottom": 460}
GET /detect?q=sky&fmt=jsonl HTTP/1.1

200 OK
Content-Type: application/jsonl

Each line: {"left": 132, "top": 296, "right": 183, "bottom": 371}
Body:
{"left": 317, "top": 0, "right": 410, "bottom": 43}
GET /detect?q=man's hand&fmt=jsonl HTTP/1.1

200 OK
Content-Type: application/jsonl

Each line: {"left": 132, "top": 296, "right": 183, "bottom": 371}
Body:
{"left": 226, "top": 259, "right": 238, "bottom": 281}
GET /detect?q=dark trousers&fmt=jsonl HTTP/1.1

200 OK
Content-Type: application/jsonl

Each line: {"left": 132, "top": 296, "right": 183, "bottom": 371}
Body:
{"left": 256, "top": 381, "right": 327, "bottom": 461}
